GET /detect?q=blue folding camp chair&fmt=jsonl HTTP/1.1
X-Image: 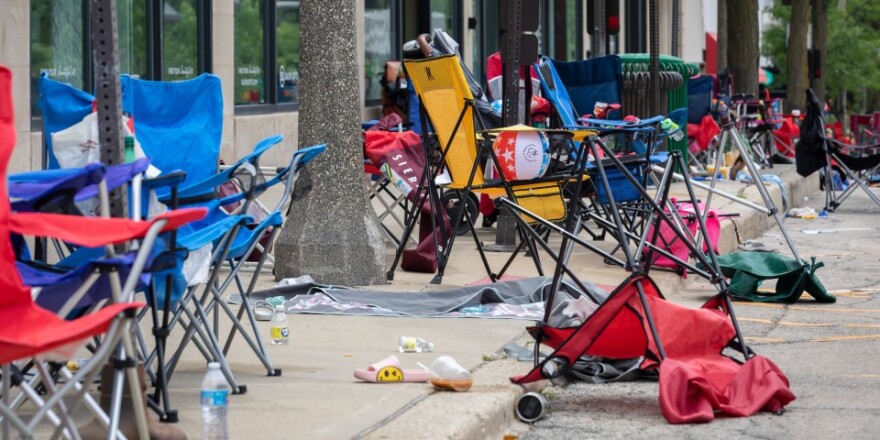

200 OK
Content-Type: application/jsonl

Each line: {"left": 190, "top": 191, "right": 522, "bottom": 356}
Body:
{"left": 688, "top": 75, "right": 714, "bottom": 126}
{"left": 120, "top": 74, "right": 223, "bottom": 198}
{"left": 535, "top": 55, "right": 623, "bottom": 127}
{"left": 152, "top": 139, "right": 326, "bottom": 404}
{"left": 533, "top": 57, "right": 692, "bottom": 271}
{"left": 39, "top": 73, "right": 223, "bottom": 199}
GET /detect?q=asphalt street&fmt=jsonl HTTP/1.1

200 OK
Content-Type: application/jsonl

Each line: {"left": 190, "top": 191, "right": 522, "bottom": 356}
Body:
{"left": 518, "top": 186, "right": 880, "bottom": 439}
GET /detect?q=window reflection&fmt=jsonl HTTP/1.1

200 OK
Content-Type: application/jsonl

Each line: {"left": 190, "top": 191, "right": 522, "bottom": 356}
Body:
{"left": 30, "top": 0, "right": 87, "bottom": 115}
{"left": 364, "top": 0, "right": 392, "bottom": 101}
{"left": 276, "top": 1, "right": 301, "bottom": 104}
{"left": 118, "top": 0, "right": 148, "bottom": 78}
{"left": 164, "top": 0, "right": 199, "bottom": 81}
{"left": 235, "top": 0, "right": 265, "bottom": 105}
{"left": 431, "top": 0, "right": 453, "bottom": 33}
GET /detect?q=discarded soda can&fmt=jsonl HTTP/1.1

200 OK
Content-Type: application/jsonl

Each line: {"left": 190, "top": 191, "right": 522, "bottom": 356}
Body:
{"left": 398, "top": 336, "right": 434, "bottom": 353}
{"left": 516, "top": 392, "right": 549, "bottom": 423}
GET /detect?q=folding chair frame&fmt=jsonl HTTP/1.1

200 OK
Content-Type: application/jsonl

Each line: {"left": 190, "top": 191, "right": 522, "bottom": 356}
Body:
{"left": 498, "top": 138, "right": 754, "bottom": 376}
{"left": 820, "top": 139, "right": 880, "bottom": 213}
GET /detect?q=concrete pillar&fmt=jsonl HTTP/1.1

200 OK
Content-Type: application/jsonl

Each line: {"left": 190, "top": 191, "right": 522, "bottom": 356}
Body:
{"left": 274, "top": 0, "right": 386, "bottom": 286}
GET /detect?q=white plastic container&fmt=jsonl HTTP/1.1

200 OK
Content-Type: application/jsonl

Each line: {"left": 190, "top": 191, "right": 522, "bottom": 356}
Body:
{"left": 427, "top": 356, "right": 472, "bottom": 392}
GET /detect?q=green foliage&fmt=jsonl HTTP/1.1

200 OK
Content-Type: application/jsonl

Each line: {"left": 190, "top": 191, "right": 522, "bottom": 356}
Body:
{"left": 762, "top": 0, "right": 880, "bottom": 109}
{"left": 234, "top": 0, "right": 264, "bottom": 104}
{"left": 164, "top": 0, "right": 199, "bottom": 81}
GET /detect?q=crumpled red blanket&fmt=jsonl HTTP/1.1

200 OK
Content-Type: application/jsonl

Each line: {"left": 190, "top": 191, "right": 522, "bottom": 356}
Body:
{"left": 659, "top": 354, "right": 795, "bottom": 423}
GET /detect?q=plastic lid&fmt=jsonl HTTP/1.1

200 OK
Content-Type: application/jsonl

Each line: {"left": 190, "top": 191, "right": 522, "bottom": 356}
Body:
{"left": 208, "top": 362, "right": 220, "bottom": 369}
{"left": 275, "top": 305, "right": 285, "bottom": 310}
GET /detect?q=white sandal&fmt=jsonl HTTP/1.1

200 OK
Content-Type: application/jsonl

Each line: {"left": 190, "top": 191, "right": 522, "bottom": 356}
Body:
{"left": 254, "top": 301, "right": 275, "bottom": 321}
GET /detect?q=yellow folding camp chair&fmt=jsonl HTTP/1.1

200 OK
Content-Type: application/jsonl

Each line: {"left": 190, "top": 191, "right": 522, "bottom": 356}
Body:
{"left": 388, "top": 54, "right": 592, "bottom": 284}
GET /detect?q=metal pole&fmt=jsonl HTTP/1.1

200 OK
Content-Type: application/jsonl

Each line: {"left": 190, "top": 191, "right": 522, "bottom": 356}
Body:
{"left": 648, "top": 0, "right": 660, "bottom": 115}
{"left": 591, "top": 0, "right": 607, "bottom": 57}
{"left": 91, "top": 0, "right": 127, "bottom": 220}
{"left": 671, "top": 0, "right": 681, "bottom": 57}
{"left": 502, "top": 0, "right": 524, "bottom": 126}
{"left": 726, "top": 123, "right": 803, "bottom": 261}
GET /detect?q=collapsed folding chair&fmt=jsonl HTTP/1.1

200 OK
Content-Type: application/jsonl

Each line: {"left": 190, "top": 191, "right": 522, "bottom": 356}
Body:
{"left": 388, "top": 53, "right": 577, "bottom": 284}
{"left": 1, "top": 65, "right": 209, "bottom": 439}
{"left": 797, "top": 88, "right": 880, "bottom": 212}
{"left": 496, "top": 132, "right": 794, "bottom": 423}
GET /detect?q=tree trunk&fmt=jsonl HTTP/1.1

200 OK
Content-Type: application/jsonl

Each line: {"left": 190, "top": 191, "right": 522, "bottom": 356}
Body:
{"left": 811, "top": 0, "right": 828, "bottom": 102}
{"left": 275, "top": 0, "right": 387, "bottom": 286}
{"left": 726, "top": 0, "right": 758, "bottom": 95}
{"left": 717, "top": 0, "right": 727, "bottom": 74}
{"left": 786, "top": 0, "right": 810, "bottom": 112}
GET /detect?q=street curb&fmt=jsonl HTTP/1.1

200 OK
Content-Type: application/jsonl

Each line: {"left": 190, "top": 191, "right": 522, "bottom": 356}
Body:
{"left": 361, "top": 336, "right": 543, "bottom": 440}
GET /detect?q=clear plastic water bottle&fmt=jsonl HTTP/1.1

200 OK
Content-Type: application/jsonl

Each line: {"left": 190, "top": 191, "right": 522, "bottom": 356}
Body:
{"left": 270, "top": 305, "right": 289, "bottom": 345}
{"left": 399, "top": 336, "right": 434, "bottom": 353}
{"left": 660, "top": 118, "right": 684, "bottom": 141}
{"left": 201, "top": 362, "right": 229, "bottom": 440}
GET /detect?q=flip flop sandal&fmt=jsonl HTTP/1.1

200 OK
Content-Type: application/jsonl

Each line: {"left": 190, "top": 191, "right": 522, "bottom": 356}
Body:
{"left": 254, "top": 301, "right": 275, "bottom": 321}
{"left": 354, "top": 355, "right": 429, "bottom": 383}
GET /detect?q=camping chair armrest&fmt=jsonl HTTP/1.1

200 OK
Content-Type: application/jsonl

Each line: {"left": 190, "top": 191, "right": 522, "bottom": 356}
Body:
{"left": 218, "top": 192, "right": 247, "bottom": 207}
{"left": 145, "top": 170, "right": 188, "bottom": 209}
{"left": 143, "top": 170, "right": 187, "bottom": 192}
{"left": 9, "top": 165, "right": 103, "bottom": 183}
{"left": 577, "top": 114, "right": 665, "bottom": 131}
{"left": 9, "top": 208, "right": 208, "bottom": 247}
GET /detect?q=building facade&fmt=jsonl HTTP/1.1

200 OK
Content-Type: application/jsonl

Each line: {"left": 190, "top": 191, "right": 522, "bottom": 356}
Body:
{"left": 0, "top": 0, "right": 698, "bottom": 173}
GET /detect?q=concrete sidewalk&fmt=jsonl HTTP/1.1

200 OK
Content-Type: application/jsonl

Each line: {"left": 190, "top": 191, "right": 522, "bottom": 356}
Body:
{"left": 156, "top": 164, "right": 817, "bottom": 439}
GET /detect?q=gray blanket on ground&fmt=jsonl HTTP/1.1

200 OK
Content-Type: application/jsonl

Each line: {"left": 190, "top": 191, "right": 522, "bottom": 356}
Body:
{"left": 250, "top": 277, "right": 608, "bottom": 325}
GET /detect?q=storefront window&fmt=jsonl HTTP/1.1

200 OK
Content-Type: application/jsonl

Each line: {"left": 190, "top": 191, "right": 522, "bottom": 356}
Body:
{"left": 164, "top": 0, "right": 200, "bottom": 81}
{"left": 235, "top": 0, "right": 265, "bottom": 105}
{"left": 364, "top": 0, "right": 392, "bottom": 101}
{"left": 30, "top": 0, "right": 87, "bottom": 115}
{"left": 431, "top": 0, "right": 454, "bottom": 33}
{"left": 276, "top": 1, "right": 301, "bottom": 104}
{"left": 118, "top": 0, "right": 148, "bottom": 78}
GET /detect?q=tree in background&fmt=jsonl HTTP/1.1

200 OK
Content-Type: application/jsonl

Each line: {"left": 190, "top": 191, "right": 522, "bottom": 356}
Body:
{"left": 786, "top": 0, "right": 810, "bottom": 111}
{"left": 764, "top": 0, "right": 880, "bottom": 120}
{"left": 726, "top": 0, "right": 759, "bottom": 95}
{"left": 812, "top": 0, "right": 829, "bottom": 102}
